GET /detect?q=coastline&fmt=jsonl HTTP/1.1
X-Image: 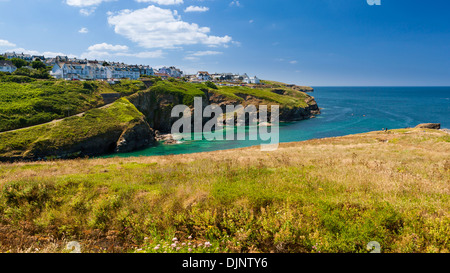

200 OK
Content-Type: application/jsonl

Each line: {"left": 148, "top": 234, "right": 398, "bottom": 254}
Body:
{"left": 0, "top": 127, "right": 448, "bottom": 253}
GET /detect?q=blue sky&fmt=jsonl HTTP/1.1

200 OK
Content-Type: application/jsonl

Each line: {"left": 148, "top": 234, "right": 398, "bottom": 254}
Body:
{"left": 0, "top": 0, "right": 449, "bottom": 86}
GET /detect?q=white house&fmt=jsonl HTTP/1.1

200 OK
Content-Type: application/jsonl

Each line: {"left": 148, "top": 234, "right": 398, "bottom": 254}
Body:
{"left": 106, "top": 66, "right": 140, "bottom": 80}
{"left": 0, "top": 60, "right": 17, "bottom": 73}
{"left": 197, "top": 71, "right": 211, "bottom": 81}
{"left": 139, "top": 65, "right": 154, "bottom": 76}
{"left": 50, "top": 62, "right": 140, "bottom": 80}
{"left": 3, "top": 52, "right": 33, "bottom": 62}
{"left": 243, "top": 74, "right": 260, "bottom": 84}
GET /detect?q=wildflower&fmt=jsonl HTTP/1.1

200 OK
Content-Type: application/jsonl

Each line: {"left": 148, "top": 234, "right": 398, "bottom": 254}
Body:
{"left": 176, "top": 247, "right": 181, "bottom": 251}
{"left": 172, "top": 237, "right": 178, "bottom": 242}
{"left": 154, "top": 246, "right": 160, "bottom": 251}
{"left": 171, "top": 243, "right": 177, "bottom": 248}
{"left": 205, "top": 242, "right": 212, "bottom": 248}
{"left": 182, "top": 243, "right": 186, "bottom": 246}
{"left": 188, "top": 242, "right": 191, "bottom": 246}
{"left": 188, "top": 248, "right": 192, "bottom": 252}
{"left": 144, "top": 237, "right": 149, "bottom": 240}
{"left": 188, "top": 235, "right": 192, "bottom": 240}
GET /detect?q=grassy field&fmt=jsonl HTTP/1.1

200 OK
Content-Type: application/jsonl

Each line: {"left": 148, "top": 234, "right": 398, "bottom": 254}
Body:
{"left": 0, "top": 128, "right": 448, "bottom": 253}
{"left": 0, "top": 98, "right": 145, "bottom": 160}
{"left": 216, "top": 86, "right": 309, "bottom": 108}
{"left": 0, "top": 80, "right": 146, "bottom": 132}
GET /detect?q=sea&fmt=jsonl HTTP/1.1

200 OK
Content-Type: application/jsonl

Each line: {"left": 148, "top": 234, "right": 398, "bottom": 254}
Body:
{"left": 101, "top": 87, "right": 450, "bottom": 158}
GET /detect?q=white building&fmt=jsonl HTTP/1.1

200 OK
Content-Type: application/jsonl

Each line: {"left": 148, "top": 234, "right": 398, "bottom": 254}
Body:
{"left": 0, "top": 60, "right": 17, "bottom": 73}
{"left": 50, "top": 62, "right": 140, "bottom": 80}
{"left": 243, "top": 74, "right": 260, "bottom": 84}
{"left": 197, "top": 71, "right": 211, "bottom": 81}
{"left": 139, "top": 65, "right": 154, "bottom": 76}
{"left": 3, "top": 52, "right": 33, "bottom": 62}
{"left": 107, "top": 66, "right": 140, "bottom": 80}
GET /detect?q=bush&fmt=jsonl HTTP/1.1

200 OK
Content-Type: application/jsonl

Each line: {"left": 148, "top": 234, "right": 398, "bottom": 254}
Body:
{"left": 31, "top": 60, "right": 46, "bottom": 70}
{"left": 205, "top": 81, "right": 218, "bottom": 89}
{"left": 0, "top": 75, "right": 35, "bottom": 83}
{"left": 10, "top": 58, "right": 29, "bottom": 69}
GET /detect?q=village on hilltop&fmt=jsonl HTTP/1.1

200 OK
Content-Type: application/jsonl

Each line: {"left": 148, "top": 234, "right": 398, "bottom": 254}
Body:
{"left": 0, "top": 52, "right": 261, "bottom": 85}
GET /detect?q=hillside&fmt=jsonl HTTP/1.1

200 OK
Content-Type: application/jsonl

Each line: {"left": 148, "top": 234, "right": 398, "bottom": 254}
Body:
{"left": 0, "top": 78, "right": 319, "bottom": 161}
{"left": 0, "top": 80, "right": 146, "bottom": 132}
{"left": 0, "top": 128, "right": 448, "bottom": 253}
{"left": 0, "top": 98, "right": 154, "bottom": 161}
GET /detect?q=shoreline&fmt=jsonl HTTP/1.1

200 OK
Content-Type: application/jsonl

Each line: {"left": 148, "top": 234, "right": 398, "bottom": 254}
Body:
{"left": 0, "top": 126, "right": 448, "bottom": 253}
{"left": 1, "top": 125, "right": 447, "bottom": 164}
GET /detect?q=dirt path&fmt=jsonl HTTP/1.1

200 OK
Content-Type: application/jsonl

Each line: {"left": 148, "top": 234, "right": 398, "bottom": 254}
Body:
{"left": 0, "top": 102, "right": 115, "bottom": 134}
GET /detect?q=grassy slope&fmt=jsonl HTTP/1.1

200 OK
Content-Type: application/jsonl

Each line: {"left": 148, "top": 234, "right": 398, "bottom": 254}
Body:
{"left": 0, "top": 98, "right": 144, "bottom": 159}
{"left": 149, "top": 80, "right": 206, "bottom": 105}
{"left": 261, "top": 80, "right": 314, "bottom": 92}
{"left": 149, "top": 80, "right": 311, "bottom": 108}
{"left": 0, "top": 128, "right": 448, "bottom": 253}
{"left": 216, "top": 85, "right": 309, "bottom": 108}
{"left": 0, "top": 80, "right": 146, "bottom": 132}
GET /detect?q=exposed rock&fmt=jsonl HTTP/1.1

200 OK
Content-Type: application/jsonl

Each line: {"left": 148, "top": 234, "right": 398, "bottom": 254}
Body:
{"left": 415, "top": 123, "right": 441, "bottom": 129}
{"left": 100, "top": 93, "right": 121, "bottom": 104}
{"left": 116, "top": 118, "right": 156, "bottom": 153}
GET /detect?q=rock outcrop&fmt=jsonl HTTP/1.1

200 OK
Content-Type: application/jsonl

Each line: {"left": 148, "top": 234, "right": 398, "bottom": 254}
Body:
{"left": 415, "top": 123, "right": 441, "bottom": 129}
{"left": 128, "top": 88, "right": 321, "bottom": 134}
{"left": 116, "top": 118, "right": 156, "bottom": 153}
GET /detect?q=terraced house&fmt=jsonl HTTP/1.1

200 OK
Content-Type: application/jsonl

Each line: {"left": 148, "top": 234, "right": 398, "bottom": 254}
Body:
{"left": 50, "top": 62, "right": 139, "bottom": 80}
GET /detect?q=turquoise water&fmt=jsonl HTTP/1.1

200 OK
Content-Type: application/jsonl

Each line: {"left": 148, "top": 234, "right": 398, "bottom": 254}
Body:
{"left": 102, "top": 87, "right": 450, "bottom": 158}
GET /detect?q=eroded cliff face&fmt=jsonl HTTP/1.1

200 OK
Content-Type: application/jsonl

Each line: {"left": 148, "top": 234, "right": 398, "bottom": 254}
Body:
{"left": 115, "top": 118, "right": 156, "bottom": 153}
{"left": 0, "top": 99, "right": 157, "bottom": 162}
{"left": 128, "top": 89, "right": 321, "bottom": 133}
{"left": 128, "top": 90, "right": 210, "bottom": 133}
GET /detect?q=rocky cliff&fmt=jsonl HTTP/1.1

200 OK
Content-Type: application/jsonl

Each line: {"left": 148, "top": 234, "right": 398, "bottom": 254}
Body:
{"left": 128, "top": 83, "right": 320, "bottom": 133}
{"left": 0, "top": 80, "right": 319, "bottom": 161}
{"left": 0, "top": 98, "right": 156, "bottom": 162}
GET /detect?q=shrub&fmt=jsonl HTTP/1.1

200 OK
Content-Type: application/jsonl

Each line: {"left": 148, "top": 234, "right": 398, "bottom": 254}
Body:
{"left": 205, "top": 81, "right": 218, "bottom": 89}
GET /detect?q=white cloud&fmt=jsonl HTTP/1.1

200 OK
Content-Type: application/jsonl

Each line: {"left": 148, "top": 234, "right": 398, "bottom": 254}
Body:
{"left": 87, "top": 43, "right": 129, "bottom": 52}
{"left": 65, "top": 0, "right": 114, "bottom": 7}
{"left": 249, "top": 19, "right": 254, "bottom": 24}
{"left": 81, "top": 43, "right": 163, "bottom": 59}
{"left": 190, "top": 51, "right": 222, "bottom": 57}
{"left": 184, "top": 50, "right": 222, "bottom": 61}
{"left": 290, "top": 60, "right": 298, "bottom": 64}
{"left": 229, "top": 0, "right": 241, "bottom": 7}
{"left": 107, "top": 5, "right": 232, "bottom": 49}
{"left": 79, "top": 8, "right": 96, "bottom": 16}
{"left": 66, "top": 0, "right": 115, "bottom": 16}
{"left": 184, "top": 6, "right": 209, "bottom": 12}
{"left": 0, "top": 39, "right": 16, "bottom": 48}
{"left": 78, "top": 27, "right": 89, "bottom": 34}
{"left": 135, "top": 0, "right": 183, "bottom": 5}
{"left": 6, "top": 47, "right": 76, "bottom": 58}
{"left": 118, "top": 50, "right": 164, "bottom": 58}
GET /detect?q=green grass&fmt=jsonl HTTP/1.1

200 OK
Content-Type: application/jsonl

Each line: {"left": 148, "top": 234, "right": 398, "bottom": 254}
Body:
{"left": 216, "top": 85, "right": 309, "bottom": 108}
{"left": 0, "top": 129, "right": 448, "bottom": 253}
{"left": 0, "top": 80, "right": 145, "bottom": 132}
{"left": 148, "top": 80, "right": 207, "bottom": 105}
{"left": 108, "top": 80, "right": 147, "bottom": 95}
{"left": 0, "top": 98, "right": 144, "bottom": 159}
